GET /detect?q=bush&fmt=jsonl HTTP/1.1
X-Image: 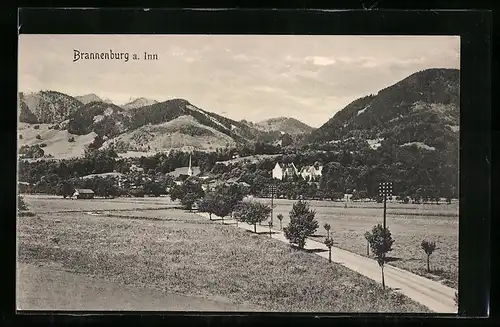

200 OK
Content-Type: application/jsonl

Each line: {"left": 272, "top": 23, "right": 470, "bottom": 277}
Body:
{"left": 129, "top": 187, "right": 145, "bottom": 198}
{"left": 39, "top": 143, "right": 47, "bottom": 148}
{"left": 18, "top": 195, "right": 28, "bottom": 211}
{"left": 283, "top": 200, "right": 319, "bottom": 249}
{"left": 68, "top": 136, "right": 75, "bottom": 142}
{"left": 365, "top": 224, "right": 395, "bottom": 290}
{"left": 19, "top": 134, "right": 23, "bottom": 139}
{"left": 18, "top": 211, "right": 36, "bottom": 217}
{"left": 421, "top": 240, "right": 437, "bottom": 272}
{"left": 34, "top": 125, "right": 40, "bottom": 129}
{"left": 35, "top": 134, "right": 42, "bottom": 140}
{"left": 169, "top": 179, "right": 205, "bottom": 211}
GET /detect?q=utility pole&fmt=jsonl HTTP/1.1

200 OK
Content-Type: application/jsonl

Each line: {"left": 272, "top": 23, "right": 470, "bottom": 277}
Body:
{"left": 378, "top": 181, "right": 393, "bottom": 230}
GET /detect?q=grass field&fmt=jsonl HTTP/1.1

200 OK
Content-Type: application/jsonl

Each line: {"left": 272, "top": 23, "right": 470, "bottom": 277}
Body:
{"left": 23, "top": 195, "right": 180, "bottom": 213}
{"left": 254, "top": 198, "right": 459, "bottom": 289}
{"left": 17, "top": 195, "right": 430, "bottom": 312}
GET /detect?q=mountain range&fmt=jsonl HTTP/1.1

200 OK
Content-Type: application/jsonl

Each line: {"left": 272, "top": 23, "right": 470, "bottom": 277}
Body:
{"left": 17, "top": 91, "right": 314, "bottom": 158}
{"left": 17, "top": 68, "right": 459, "bottom": 161}
{"left": 75, "top": 93, "right": 113, "bottom": 105}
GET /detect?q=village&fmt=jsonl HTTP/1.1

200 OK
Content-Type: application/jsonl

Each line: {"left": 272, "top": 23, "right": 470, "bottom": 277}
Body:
{"left": 19, "top": 153, "right": 373, "bottom": 205}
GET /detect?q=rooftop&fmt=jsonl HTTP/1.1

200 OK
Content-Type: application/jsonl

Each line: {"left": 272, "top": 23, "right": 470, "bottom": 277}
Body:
{"left": 74, "top": 188, "right": 95, "bottom": 194}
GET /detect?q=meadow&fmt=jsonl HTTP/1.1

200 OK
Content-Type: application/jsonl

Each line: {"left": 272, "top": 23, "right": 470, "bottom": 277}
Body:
{"left": 23, "top": 194, "right": 179, "bottom": 213}
{"left": 17, "top": 195, "right": 430, "bottom": 312}
{"left": 254, "top": 197, "right": 459, "bottom": 289}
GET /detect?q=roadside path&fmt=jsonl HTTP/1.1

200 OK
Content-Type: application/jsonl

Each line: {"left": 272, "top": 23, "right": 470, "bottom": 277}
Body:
{"left": 198, "top": 213, "right": 457, "bottom": 313}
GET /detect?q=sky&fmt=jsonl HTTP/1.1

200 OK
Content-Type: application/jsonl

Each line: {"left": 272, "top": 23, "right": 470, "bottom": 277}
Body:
{"left": 18, "top": 35, "right": 460, "bottom": 128}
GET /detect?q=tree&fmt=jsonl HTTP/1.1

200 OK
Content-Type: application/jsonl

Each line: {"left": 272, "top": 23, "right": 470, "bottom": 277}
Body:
{"left": 421, "top": 240, "right": 437, "bottom": 272}
{"left": 283, "top": 200, "right": 319, "bottom": 249}
{"left": 68, "top": 136, "right": 75, "bottom": 142}
{"left": 365, "top": 224, "right": 395, "bottom": 289}
{"left": 214, "top": 183, "right": 246, "bottom": 215}
{"left": 36, "top": 134, "right": 42, "bottom": 140}
{"left": 234, "top": 200, "right": 271, "bottom": 233}
{"left": 144, "top": 181, "right": 165, "bottom": 197}
{"left": 130, "top": 187, "right": 145, "bottom": 197}
{"left": 197, "top": 193, "right": 217, "bottom": 220}
{"left": 331, "top": 191, "right": 343, "bottom": 201}
{"left": 324, "top": 223, "right": 331, "bottom": 237}
{"left": 277, "top": 213, "right": 284, "bottom": 230}
{"left": 324, "top": 236, "right": 334, "bottom": 263}
{"left": 61, "top": 182, "right": 74, "bottom": 198}
{"left": 169, "top": 178, "right": 205, "bottom": 211}
{"left": 18, "top": 195, "right": 28, "bottom": 211}
{"left": 268, "top": 221, "right": 273, "bottom": 237}
{"left": 212, "top": 194, "right": 233, "bottom": 220}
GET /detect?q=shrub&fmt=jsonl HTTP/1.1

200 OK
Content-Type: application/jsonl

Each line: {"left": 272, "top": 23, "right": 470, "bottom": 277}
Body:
{"left": 283, "top": 200, "right": 319, "bottom": 249}
{"left": 323, "top": 223, "right": 331, "bottom": 237}
{"left": 169, "top": 179, "right": 205, "bottom": 211}
{"left": 324, "top": 236, "right": 334, "bottom": 263}
{"left": 34, "top": 125, "right": 40, "bottom": 129}
{"left": 365, "top": 224, "right": 395, "bottom": 290}
{"left": 421, "top": 240, "right": 437, "bottom": 272}
{"left": 18, "top": 195, "right": 28, "bottom": 211}
{"left": 364, "top": 231, "right": 371, "bottom": 255}
{"left": 39, "top": 143, "right": 47, "bottom": 148}
{"left": 35, "top": 134, "right": 42, "bottom": 140}
{"left": 18, "top": 211, "right": 36, "bottom": 217}
{"left": 277, "top": 213, "right": 284, "bottom": 230}
{"left": 129, "top": 187, "right": 145, "bottom": 198}
{"left": 68, "top": 137, "right": 75, "bottom": 142}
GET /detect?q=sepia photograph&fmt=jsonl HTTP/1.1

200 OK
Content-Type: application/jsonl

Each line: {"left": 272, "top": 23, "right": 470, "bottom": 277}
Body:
{"left": 17, "top": 34, "right": 460, "bottom": 313}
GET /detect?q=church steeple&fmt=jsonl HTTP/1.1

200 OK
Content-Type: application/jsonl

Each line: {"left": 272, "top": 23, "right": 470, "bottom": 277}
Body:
{"left": 187, "top": 154, "right": 193, "bottom": 177}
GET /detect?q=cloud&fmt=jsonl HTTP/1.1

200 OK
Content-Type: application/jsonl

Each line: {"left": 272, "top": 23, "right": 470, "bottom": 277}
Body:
{"left": 305, "top": 56, "right": 336, "bottom": 66}
{"left": 18, "top": 35, "right": 460, "bottom": 128}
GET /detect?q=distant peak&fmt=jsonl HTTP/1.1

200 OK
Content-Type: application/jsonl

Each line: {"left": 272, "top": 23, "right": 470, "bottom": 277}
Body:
{"left": 122, "top": 97, "right": 159, "bottom": 109}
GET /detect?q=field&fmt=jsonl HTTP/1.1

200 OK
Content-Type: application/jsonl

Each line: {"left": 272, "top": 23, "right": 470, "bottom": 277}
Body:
{"left": 23, "top": 194, "right": 179, "bottom": 213}
{"left": 17, "top": 195, "right": 430, "bottom": 312}
{"left": 17, "top": 123, "right": 97, "bottom": 159}
{"left": 254, "top": 197, "right": 459, "bottom": 288}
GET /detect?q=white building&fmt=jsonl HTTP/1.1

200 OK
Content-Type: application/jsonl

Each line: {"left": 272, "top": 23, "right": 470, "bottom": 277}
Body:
{"left": 272, "top": 162, "right": 299, "bottom": 180}
{"left": 299, "top": 165, "right": 323, "bottom": 181}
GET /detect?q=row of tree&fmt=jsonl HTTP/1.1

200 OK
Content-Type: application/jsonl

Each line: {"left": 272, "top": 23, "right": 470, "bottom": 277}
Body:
{"left": 175, "top": 185, "right": 445, "bottom": 293}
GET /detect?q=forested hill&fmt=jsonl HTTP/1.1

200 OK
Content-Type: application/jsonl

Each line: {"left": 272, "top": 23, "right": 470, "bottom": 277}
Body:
{"left": 309, "top": 68, "right": 460, "bottom": 149}
{"left": 19, "top": 91, "right": 84, "bottom": 124}
{"left": 255, "top": 117, "right": 314, "bottom": 135}
{"left": 303, "top": 68, "right": 460, "bottom": 198}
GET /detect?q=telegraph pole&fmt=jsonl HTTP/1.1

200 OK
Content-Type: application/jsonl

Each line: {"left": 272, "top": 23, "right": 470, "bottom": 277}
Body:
{"left": 378, "top": 181, "right": 393, "bottom": 230}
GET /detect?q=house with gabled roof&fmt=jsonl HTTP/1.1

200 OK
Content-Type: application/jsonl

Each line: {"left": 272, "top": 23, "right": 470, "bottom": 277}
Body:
{"left": 300, "top": 164, "right": 323, "bottom": 181}
{"left": 72, "top": 188, "right": 95, "bottom": 199}
{"left": 272, "top": 162, "right": 299, "bottom": 180}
